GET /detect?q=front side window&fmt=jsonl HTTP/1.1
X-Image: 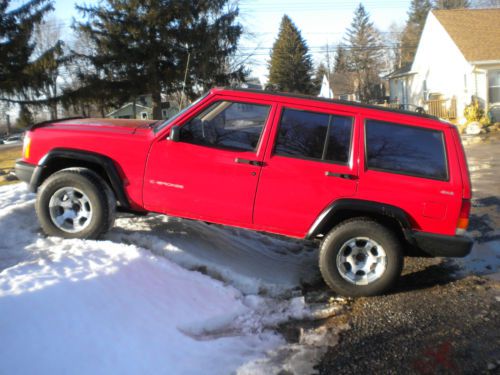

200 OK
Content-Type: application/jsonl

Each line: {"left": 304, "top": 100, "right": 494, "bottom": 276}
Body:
{"left": 180, "top": 101, "right": 270, "bottom": 151}
{"left": 365, "top": 119, "right": 448, "bottom": 180}
{"left": 274, "top": 108, "right": 353, "bottom": 164}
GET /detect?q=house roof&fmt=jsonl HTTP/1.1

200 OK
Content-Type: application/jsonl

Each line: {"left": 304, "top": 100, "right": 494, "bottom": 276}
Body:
{"left": 106, "top": 103, "right": 150, "bottom": 117}
{"left": 432, "top": 8, "right": 500, "bottom": 62}
{"left": 385, "top": 64, "right": 416, "bottom": 79}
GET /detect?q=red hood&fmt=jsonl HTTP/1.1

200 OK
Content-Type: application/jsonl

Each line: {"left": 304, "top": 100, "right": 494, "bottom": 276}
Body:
{"left": 35, "top": 118, "right": 157, "bottom": 134}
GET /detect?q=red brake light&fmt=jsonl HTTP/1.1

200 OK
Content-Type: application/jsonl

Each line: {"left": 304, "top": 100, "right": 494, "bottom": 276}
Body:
{"left": 456, "top": 199, "right": 471, "bottom": 234}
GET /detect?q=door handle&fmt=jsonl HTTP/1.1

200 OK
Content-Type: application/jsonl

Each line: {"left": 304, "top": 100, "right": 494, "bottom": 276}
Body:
{"left": 235, "top": 158, "right": 264, "bottom": 167}
{"left": 325, "top": 171, "right": 357, "bottom": 180}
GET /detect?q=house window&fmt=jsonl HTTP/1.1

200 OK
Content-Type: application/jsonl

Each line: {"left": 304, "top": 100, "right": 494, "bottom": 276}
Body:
{"left": 489, "top": 70, "right": 500, "bottom": 104}
{"left": 162, "top": 109, "right": 168, "bottom": 119}
{"left": 141, "top": 112, "right": 148, "bottom": 120}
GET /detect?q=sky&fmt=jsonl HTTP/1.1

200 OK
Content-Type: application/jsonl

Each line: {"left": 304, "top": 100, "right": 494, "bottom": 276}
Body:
{"left": 12, "top": 0, "right": 412, "bottom": 83}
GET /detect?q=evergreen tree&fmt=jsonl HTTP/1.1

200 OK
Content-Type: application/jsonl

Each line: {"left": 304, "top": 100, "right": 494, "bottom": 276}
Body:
{"left": 73, "top": 0, "right": 244, "bottom": 119}
{"left": 334, "top": 44, "right": 349, "bottom": 73}
{"left": 267, "top": 15, "right": 314, "bottom": 94}
{"left": 16, "top": 105, "right": 34, "bottom": 128}
{"left": 344, "top": 4, "right": 384, "bottom": 102}
{"left": 313, "top": 62, "right": 330, "bottom": 92}
{"left": 434, "top": 0, "right": 471, "bottom": 8}
{"left": 0, "top": 0, "right": 59, "bottom": 104}
{"left": 400, "top": 0, "right": 432, "bottom": 65}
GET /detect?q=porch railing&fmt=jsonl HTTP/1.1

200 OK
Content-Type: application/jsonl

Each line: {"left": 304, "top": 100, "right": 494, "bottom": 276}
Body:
{"left": 425, "top": 96, "right": 457, "bottom": 119}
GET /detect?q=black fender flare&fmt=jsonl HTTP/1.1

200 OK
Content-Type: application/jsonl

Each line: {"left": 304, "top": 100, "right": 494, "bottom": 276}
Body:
{"left": 306, "top": 199, "right": 413, "bottom": 239}
{"left": 30, "top": 148, "right": 130, "bottom": 209}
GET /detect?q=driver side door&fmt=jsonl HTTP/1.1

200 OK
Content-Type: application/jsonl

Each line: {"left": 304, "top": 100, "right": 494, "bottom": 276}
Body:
{"left": 143, "top": 97, "right": 275, "bottom": 226}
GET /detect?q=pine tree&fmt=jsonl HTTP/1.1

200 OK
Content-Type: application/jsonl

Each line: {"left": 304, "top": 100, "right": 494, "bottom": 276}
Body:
{"left": 434, "top": 0, "right": 471, "bottom": 8}
{"left": 400, "top": 0, "right": 432, "bottom": 65}
{"left": 0, "top": 0, "right": 57, "bottom": 103}
{"left": 16, "top": 105, "right": 34, "bottom": 128}
{"left": 73, "top": 0, "right": 244, "bottom": 119}
{"left": 267, "top": 15, "right": 314, "bottom": 94}
{"left": 344, "top": 4, "right": 384, "bottom": 102}
{"left": 334, "top": 44, "right": 349, "bottom": 73}
{"left": 313, "top": 62, "right": 330, "bottom": 92}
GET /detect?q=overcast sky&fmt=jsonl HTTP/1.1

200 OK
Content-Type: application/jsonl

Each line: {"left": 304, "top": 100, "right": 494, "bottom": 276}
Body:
{"left": 12, "top": 0, "right": 411, "bottom": 83}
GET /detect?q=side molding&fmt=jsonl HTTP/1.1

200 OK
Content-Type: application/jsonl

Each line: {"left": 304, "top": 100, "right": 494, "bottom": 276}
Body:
{"left": 30, "top": 148, "right": 130, "bottom": 208}
{"left": 306, "top": 199, "right": 412, "bottom": 239}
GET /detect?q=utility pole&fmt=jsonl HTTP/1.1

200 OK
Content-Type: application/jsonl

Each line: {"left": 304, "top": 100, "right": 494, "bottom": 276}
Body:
{"left": 6, "top": 114, "right": 11, "bottom": 136}
{"left": 325, "top": 43, "right": 332, "bottom": 98}
{"left": 181, "top": 52, "right": 191, "bottom": 110}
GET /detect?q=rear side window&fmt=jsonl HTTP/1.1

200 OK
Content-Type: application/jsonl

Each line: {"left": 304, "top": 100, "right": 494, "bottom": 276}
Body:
{"left": 180, "top": 101, "right": 270, "bottom": 151}
{"left": 275, "top": 108, "right": 353, "bottom": 164}
{"left": 365, "top": 120, "right": 448, "bottom": 180}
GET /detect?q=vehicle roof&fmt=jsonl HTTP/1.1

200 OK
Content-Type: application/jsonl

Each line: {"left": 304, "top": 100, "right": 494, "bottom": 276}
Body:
{"left": 211, "top": 87, "right": 445, "bottom": 123}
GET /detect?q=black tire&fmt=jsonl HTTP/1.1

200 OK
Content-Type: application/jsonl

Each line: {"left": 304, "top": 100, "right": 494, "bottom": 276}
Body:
{"left": 319, "top": 218, "right": 403, "bottom": 297}
{"left": 35, "top": 168, "right": 116, "bottom": 239}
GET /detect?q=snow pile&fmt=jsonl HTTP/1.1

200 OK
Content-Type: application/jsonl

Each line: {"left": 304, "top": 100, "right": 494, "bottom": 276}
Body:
{"left": 110, "top": 214, "right": 319, "bottom": 297}
{"left": 453, "top": 240, "right": 500, "bottom": 281}
{"left": 0, "top": 183, "right": 339, "bottom": 375}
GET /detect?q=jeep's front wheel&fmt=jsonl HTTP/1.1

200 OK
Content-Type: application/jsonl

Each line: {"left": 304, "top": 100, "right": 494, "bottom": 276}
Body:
{"left": 36, "top": 168, "right": 116, "bottom": 239}
{"left": 319, "top": 218, "right": 403, "bottom": 297}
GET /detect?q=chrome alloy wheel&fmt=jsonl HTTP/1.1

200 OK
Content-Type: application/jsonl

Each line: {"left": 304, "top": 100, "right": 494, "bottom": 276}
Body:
{"left": 336, "top": 237, "right": 387, "bottom": 285}
{"left": 48, "top": 187, "right": 93, "bottom": 233}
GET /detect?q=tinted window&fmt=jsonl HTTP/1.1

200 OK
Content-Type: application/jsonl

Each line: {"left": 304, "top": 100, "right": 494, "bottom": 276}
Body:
{"left": 365, "top": 120, "right": 448, "bottom": 180}
{"left": 275, "top": 108, "right": 353, "bottom": 164}
{"left": 180, "top": 101, "right": 270, "bottom": 151}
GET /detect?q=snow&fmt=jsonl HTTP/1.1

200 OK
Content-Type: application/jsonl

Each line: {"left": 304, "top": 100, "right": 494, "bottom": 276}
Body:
{"left": 0, "top": 183, "right": 340, "bottom": 375}
{"left": 453, "top": 239, "right": 500, "bottom": 281}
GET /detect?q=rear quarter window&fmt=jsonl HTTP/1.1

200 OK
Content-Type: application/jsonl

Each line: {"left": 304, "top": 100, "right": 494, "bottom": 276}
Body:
{"left": 365, "top": 119, "right": 448, "bottom": 181}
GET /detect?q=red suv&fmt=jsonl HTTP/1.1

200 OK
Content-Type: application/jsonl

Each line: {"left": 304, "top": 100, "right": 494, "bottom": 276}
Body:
{"left": 15, "top": 88, "right": 473, "bottom": 296}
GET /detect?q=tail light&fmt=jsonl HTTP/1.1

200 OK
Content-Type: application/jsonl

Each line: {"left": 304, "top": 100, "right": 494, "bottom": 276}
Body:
{"left": 456, "top": 199, "right": 471, "bottom": 235}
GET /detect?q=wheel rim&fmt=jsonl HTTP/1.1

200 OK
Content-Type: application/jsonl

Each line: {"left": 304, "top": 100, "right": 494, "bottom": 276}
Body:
{"left": 336, "top": 237, "right": 387, "bottom": 285}
{"left": 48, "top": 187, "right": 93, "bottom": 233}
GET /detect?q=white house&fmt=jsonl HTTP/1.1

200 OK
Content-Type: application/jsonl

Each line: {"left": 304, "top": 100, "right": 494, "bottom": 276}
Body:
{"left": 388, "top": 8, "right": 500, "bottom": 123}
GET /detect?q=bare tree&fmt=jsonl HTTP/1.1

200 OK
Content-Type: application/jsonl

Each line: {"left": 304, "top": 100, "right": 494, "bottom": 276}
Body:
{"left": 32, "top": 16, "right": 66, "bottom": 120}
{"left": 472, "top": 0, "right": 500, "bottom": 7}
{"left": 384, "top": 23, "right": 405, "bottom": 71}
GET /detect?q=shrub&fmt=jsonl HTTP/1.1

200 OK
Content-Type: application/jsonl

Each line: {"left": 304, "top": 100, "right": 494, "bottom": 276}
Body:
{"left": 464, "top": 98, "right": 491, "bottom": 127}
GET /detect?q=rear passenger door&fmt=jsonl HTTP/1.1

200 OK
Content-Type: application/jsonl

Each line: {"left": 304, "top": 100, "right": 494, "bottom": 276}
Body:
{"left": 253, "top": 104, "right": 359, "bottom": 237}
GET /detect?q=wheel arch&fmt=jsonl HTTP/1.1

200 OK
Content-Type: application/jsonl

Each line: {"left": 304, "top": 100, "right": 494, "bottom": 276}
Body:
{"left": 307, "top": 199, "right": 415, "bottom": 245}
{"left": 30, "top": 148, "right": 130, "bottom": 209}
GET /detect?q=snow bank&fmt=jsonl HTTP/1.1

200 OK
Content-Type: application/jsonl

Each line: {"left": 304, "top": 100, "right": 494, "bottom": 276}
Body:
{"left": 110, "top": 214, "right": 319, "bottom": 296}
{"left": 453, "top": 239, "right": 500, "bottom": 281}
{"left": 0, "top": 184, "right": 335, "bottom": 375}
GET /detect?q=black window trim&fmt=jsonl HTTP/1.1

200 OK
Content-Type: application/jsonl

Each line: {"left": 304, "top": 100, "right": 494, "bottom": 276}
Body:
{"left": 177, "top": 99, "right": 273, "bottom": 153}
{"left": 363, "top": 118, "right": 450, "bottom": 182}
{"left": 273, "top": 106, "right": 355, "bottom": 167}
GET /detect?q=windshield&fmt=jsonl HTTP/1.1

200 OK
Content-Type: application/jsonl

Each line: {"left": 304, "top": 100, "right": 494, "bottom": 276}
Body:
{"left": 154, "top": 93, "right": 209, "bottom": 132}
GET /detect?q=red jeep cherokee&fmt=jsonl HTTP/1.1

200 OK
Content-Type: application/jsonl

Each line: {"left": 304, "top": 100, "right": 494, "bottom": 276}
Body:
{"left": 15, "top": 88, "right": 473, "bottom": 296}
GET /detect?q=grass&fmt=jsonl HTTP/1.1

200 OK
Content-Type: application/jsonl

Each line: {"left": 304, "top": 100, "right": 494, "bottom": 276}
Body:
{"left": 0, "top": 146, "right": 22, "bottom": 186}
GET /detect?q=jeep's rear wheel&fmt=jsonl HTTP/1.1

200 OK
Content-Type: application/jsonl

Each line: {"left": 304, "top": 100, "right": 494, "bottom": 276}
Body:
{"left": 319, "top": 218, "right": 403, "bottom": 297}
{"left": 36, "top": 168, "right": 116, "bottom": 239}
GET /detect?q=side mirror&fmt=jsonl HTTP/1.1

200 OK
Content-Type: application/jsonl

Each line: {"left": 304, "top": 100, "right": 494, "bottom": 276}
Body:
{"left": 169, "top": 125, "right": 180, "bottom": 142}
